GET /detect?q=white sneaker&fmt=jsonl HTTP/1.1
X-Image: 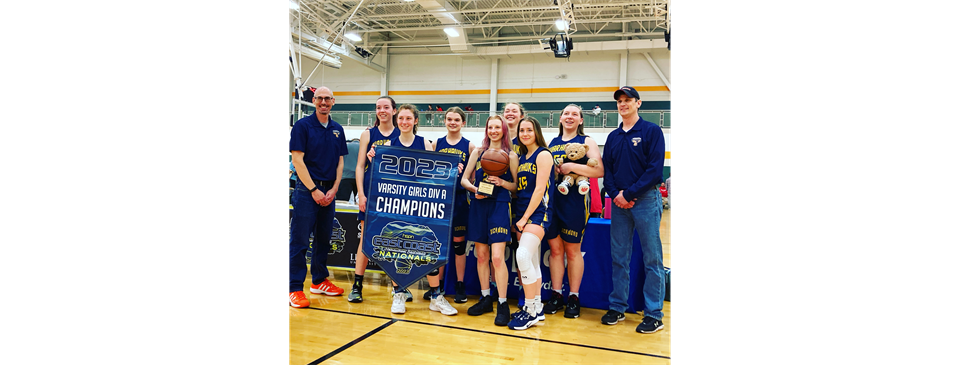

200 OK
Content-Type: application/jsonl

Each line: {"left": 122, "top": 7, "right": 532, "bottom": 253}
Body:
{"left": 429, "top": 295, "right": 458, "bottom": 316}
{"left": 391, "top": 292, "right": 406, "bottom": 314}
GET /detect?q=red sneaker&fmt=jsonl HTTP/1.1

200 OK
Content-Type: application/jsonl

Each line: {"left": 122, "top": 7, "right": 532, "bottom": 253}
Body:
{"left": 289, "top": 291, "right": 310, "bottom": 308}
{"left": 310, "top": 279, "right": 344, "bottom": 296}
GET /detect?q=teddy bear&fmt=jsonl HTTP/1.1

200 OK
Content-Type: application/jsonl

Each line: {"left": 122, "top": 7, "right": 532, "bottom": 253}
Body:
{"left": 556, "top": 142, "right": 598, "bottom": 195}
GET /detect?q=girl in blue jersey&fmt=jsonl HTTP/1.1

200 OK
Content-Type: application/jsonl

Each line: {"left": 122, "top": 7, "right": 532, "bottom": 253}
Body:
{"left": 507, "top": 116, "right": 555, "bottom": 331}
{"left": 501, "top": 102, "right": 525, "bottom": 154}
{"left": 462, "top": 115, "right": 519, "bottom": 326}
{"left": 542, "top": 104, "right": 605, "bottom": 319}
{"left": 369, "top": 104, "right": 458, "bottom": 316}
{"left": 350, "top": 96, "right": 410, "bottom": 304}
{"left": 500, "top": 102, "right": 527, "bottom": 302}
{"left": 501, "top": 102, "right": 525, "bottom": 220}
{"left": 432, "top": 106, "right": 476, "bottom": 303}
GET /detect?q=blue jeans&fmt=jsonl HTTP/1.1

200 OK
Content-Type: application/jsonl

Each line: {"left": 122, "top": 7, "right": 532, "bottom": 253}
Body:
{"left": 608, "top": 187, "right": 664, "bottom": 319}
{"left": 289, "top": 180, "right": 336, "bottom": 292}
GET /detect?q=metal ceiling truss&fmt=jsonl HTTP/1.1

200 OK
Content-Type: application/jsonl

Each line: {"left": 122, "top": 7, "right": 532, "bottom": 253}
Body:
{"left": 291, "top": 0, "right": 669, "bottom": 61}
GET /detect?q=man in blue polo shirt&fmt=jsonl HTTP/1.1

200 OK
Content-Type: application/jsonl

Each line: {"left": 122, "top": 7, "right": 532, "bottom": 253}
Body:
{"left": 289, "top": 86, "right": 349, "bottom": 308}
{"left": 600, "top": 86, "right": 667, "bottom": 333}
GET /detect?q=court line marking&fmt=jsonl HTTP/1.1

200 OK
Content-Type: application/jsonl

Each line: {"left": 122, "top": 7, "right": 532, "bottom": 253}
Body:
{"left": 306, "top": 307, "right": 670, "bottom": 360}
{"left": 307, "top": 318, "right": 397, "bottom": 365}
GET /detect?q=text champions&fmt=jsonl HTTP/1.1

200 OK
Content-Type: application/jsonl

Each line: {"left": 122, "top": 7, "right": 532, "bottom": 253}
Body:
{"left": 374, "top": 197, "right": 446, "bottom": 219}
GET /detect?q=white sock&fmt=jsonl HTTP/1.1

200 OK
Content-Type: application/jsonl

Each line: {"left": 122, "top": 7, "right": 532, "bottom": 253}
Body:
{"left": 499, "top": 297, "right": 507, "bottom": 304}
{"left": 553, "top": 288, "right": 562, "bottom": 294}
{"left": 527, "top": 298, "right": 540, "bottom": 316}
{"left": 570, "top": 292, "right": 579, "bottom": 297}
{"left": 535, "top": 295, "right": 541, "bottom": 301}
{"left": 481, "top": 289, "right": 490, "bottom": 297}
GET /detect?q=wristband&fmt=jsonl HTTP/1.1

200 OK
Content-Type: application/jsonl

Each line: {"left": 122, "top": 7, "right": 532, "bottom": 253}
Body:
{"left": 309, "top": 186, "right": 319, "bottom": 192}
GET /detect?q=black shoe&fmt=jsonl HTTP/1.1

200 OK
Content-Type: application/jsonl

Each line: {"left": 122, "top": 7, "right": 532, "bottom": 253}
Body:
{"left": 542, "top": 291, "right": 564, "bottom": 314}
{"left": 347, "top": 285, "right": 363, "bottom": 303}
{"left": 467, "top": 295, "right": 495, "bottom": 316}
{"left": 563, "top": 294, "right": 580, "bottom": 318}
{"left": 601, "top": 310, "right": 625, "bottom": 325}
{"left": 454, "top": 282, "right": 468, "bottom": 303}
{"left": 636, "top": 316, "right": 664, "bottom": 333}
{"left": 422, "top": 288, "right": 433, "bottom": 300}
{"left": 494, "top": 301, "right": 511, "bottom": 326}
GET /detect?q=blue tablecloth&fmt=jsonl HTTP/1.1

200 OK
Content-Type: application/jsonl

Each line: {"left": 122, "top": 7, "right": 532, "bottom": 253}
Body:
{"left": 298, "top": 208, "right": 654, "bottom": 312}
{"left": 440, "top": 218, "right": 651, "bottom": 312}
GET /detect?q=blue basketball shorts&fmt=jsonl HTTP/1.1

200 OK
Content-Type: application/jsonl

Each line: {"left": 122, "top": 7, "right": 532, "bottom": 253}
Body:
{"left": 545, "top": 199, "right": 588, "bottom": 244}
{"left": 452, "top": 191, "right": 469, "bottom": 239}
{"left": 516, "top": 200, "right": 551, "bottom": 231}
{"left": 466, "top": 199, "right": 511, "bottom": 245}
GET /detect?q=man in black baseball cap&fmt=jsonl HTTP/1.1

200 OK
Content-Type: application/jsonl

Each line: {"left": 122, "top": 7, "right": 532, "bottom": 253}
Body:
{"left": 613, "top": 86, "right": 641, "bottom": 101}
{"left": 600, "top": 85, "right": 667, "bottom": 334}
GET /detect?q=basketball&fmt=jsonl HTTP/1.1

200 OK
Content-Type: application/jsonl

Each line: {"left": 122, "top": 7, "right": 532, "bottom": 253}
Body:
{"left": 480, "top": 149, "right": 509, "bottom": 176}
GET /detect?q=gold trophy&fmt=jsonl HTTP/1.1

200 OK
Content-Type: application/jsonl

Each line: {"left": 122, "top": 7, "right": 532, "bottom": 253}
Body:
{"left": 476, "top": 178, "right": 496, "bottom": 196}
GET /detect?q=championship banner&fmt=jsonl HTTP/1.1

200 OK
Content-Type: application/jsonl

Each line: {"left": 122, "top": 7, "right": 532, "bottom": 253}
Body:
{"left": 362, "top": 146, "right": 459, "bottom": 290}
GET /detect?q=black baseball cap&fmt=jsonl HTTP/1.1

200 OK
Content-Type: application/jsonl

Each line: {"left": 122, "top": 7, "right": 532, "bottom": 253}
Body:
{"left": 614, "top": 86, "right": 640, "bottom": 100}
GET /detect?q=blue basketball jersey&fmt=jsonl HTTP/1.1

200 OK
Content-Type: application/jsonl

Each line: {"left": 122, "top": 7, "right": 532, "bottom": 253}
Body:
{"left": 435, "top": 136, "right": 471, "bottom": 193}
{"left": 363, "top": 126, "right": 401, "bottom": 188}
{"left": 549, "top": 134, "right": 589, "bottom": 166}
{"left": 549, "top": 134, "right": 590, "bottom": 218}
{"left": 389, "top": 135, "right": 427, "bottom": 150}
{"left": 473, "top": 149, "right": 513, "bottom": 202}
{"left": 516, "top": 146, "right": 554, "bottom": 213}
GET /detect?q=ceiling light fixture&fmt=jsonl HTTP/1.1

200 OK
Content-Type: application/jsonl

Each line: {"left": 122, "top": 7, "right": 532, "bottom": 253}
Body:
{"left": 556, "top": 20, "right": 568, "bottom": 31}
{"left": 345, "top": 33, "right": 362, "bottom": 42}
{"left": 289, "top": 0, "right": 299, "bottom": 10}
{"left": 443, "top": 27, "right": 459, "bottom": 37}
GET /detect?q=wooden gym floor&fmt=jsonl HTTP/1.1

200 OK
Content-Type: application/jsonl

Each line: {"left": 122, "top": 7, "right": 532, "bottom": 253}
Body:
{"left": 290, "top": 209, "right": 671, "bottom": 364}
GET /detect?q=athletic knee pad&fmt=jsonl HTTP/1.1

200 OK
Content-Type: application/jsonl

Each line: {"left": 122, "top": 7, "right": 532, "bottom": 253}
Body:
{"left": 516, "top": 246, "right": 532, "bottom": 272}
{"left": 453, "top": 240, "right": 467, "bottom": 255}
{"left": 516, "top": 232, "right": 542, "bottom": 285}
{"left": 427, "top": 268, "right": 440, "bottom": 276}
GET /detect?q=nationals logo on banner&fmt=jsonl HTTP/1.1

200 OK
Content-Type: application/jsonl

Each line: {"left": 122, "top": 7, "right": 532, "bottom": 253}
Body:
{"left": 362, "top": 146, "right": 459, "bottom": 290}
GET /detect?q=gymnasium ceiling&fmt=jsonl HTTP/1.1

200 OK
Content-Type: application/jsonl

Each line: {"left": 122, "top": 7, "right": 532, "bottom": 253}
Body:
{"left": 289, "top": 0, "right": 669, "bottom": 66}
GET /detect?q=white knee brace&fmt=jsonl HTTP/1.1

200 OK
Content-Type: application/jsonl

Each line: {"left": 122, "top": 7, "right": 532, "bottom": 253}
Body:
{"left": 516, "top": 232, "right": 542, "bottom": 285}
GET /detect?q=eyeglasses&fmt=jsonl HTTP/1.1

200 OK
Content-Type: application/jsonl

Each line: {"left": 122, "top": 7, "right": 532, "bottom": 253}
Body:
{"left": 314, "top": 96, "right": 334, "bottom": 103}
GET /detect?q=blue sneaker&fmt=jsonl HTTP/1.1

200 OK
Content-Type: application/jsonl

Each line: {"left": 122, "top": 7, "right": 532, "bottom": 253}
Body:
{"left": 508, "top": 308, "right": 539, "bottom": 330}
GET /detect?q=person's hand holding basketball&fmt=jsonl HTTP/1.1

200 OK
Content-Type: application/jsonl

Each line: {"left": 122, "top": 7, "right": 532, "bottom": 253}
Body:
{"left": 476, "top": 149, "right": 509, "bottom": 197}
{"left": 480, "top": 150, "right": 509, "bottom": 176}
